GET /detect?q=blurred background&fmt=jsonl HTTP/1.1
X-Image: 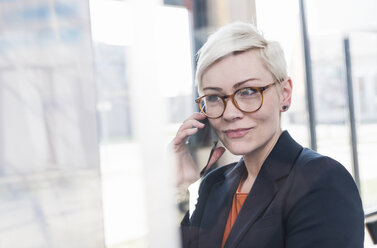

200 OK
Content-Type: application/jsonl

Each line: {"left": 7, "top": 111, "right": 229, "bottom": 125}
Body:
{"left": 0, "top": 0, "right": 376, "bottom": 247}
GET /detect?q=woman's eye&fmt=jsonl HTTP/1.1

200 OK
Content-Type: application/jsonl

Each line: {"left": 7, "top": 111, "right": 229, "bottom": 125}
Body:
{"left": 238, "top": 87, "right": 257, "bottom": 96}
{"left": 206, "top": 95, "right": 221, "bottom": 102}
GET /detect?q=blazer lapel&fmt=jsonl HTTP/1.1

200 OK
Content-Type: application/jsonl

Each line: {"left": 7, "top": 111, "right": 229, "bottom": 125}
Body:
{"left": 198, "top": 159, "right": 246, "bottom": 248}
{"left": 223, "top": 163, "right": 278, "bottom": 248}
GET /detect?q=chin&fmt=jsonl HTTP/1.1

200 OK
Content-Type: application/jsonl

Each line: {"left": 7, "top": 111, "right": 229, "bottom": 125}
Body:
{"left": 228, "top": 147, "right": 254, "bottom": 156}
{"left": 222, "top": 140, "right": 257, "bottom": 156}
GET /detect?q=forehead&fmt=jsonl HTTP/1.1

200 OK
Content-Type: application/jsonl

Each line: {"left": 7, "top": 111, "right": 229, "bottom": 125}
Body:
{"left": 200, "top": 49, "right": 273, "bottom": 91}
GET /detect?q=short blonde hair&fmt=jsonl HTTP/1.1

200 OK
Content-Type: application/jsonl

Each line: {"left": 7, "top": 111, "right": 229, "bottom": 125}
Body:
{"left": 196, "top": 22, "right": 288, "bottom": 92}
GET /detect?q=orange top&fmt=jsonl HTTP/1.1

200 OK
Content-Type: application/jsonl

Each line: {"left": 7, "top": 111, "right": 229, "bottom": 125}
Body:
{"left": 221, "top": 179, "right": 248, "bottom": 248}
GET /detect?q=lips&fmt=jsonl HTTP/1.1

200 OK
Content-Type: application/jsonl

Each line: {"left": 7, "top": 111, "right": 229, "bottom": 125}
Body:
{"left": 224, "top": 128, "right": 252, "bottom": 138}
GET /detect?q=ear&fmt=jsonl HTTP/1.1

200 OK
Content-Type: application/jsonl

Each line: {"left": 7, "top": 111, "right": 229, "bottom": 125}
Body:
{"left": 280, "top": 78, "right": 293, "bottom": 111}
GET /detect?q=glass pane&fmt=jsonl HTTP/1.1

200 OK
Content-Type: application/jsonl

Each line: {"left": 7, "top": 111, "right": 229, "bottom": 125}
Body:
{"left": 256, "top": 0, "right": 310, "bottom": 147}
{"left": 310, "top": 34, "right": 353, "bottom": 173}
{"left": 0, "top": 0, "right": 104, "bottom": 247}
{"left": 294, "top": 0, "right": 377, "bottom": 245}
{"left": 306, "top": 0, "right": 377, "bottom": 214}
{"left": 89, "top": 1, "right": 192, "bottom": 247}
{"left": 349, "top": 32, "right": 377, "bottom": 210}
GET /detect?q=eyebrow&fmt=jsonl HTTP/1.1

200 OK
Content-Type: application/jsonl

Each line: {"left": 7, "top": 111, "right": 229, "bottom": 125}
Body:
{"left": 202, "top": 77, "right": 260, "bottom": 92}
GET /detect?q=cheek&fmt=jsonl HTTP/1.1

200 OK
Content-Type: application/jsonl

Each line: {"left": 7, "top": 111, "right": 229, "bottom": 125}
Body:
{"left": 208, "top": 119, "right": 224, "bottom": 139}
{"left": 263, "top": 109, "right": 280, "bottom": 123}
{"left": 259, "top": 99, "right": 281, "bottom": 119}
{"left": 249, "top": 105, "right": 281, "bottom": 129}
{"left": 208, "top": 119, "right": 220, "bottom": 131}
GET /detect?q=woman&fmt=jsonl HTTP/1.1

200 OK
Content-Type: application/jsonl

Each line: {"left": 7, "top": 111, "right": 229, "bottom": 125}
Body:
{"left": 172, "top": 22, "right": 364, "bottom": 248}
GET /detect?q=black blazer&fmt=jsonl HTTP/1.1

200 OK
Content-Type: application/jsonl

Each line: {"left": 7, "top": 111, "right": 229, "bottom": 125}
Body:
{"left": 181, "top": 131, "right": 364, "bottom": 248}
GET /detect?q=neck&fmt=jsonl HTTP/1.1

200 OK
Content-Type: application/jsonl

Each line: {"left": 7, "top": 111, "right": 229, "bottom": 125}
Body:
{"left": 243, "top": 129, "right": 282, "bottom": 178}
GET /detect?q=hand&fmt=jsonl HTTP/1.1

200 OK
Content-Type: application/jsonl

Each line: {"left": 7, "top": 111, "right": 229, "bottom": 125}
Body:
{"left": 171, "top": 113, "right": 206, "bottom": 186}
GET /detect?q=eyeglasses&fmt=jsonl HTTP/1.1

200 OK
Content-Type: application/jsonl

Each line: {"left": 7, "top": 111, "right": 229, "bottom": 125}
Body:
{"left": 195, "top": 81, "right": 277, "bottom": 119}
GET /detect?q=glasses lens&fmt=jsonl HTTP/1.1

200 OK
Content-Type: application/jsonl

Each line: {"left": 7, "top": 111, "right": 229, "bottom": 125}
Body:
{"left": 200, "top": 95, "right": 224, "bottom": 118}
{"left": 234, "top": 88, "right": 262, "bottom": 112}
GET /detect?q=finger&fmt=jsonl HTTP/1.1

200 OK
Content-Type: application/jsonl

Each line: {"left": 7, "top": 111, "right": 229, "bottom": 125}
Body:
{"left": 184, "top": 112, "right": 206, "bottom": 122}
{"left": 178, "top": 119, "right": 205, "bottom": 132}
{"left": 178, "top": 113, "right": 206, "bottom": 132}
{"left": 173, "top": 127, "right": 199, "bottom": 146}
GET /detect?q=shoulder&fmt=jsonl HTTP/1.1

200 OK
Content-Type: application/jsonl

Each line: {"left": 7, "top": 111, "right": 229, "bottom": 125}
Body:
{"left": 198, "top": 162, "right": 238, "bottom": 192}
{"left": 293, "top": 148, "right": 355, "bottom": 186}
{"left": 286, "top": 147, "right": 363, "bottom": 219}
{"left": 184, "top": 162, "right": 239, "bottom": 226}
{"left": 284, "top": 148, "right": 359, "bottom": 201}
{"left": 288, "top": 148, "right": 362, "bottom": 207}
{"left": 285, "top": 149, "right": 364, "bottom": 246}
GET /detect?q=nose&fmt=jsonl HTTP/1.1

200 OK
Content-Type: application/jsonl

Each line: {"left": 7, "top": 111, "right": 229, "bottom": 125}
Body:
{"left": 222, "top": 98, "right": 244, "bottom": 121}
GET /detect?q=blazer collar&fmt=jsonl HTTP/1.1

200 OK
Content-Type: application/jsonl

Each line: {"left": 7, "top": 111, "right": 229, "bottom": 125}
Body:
{"left": 263, "top": 131, "right": 303, "bottom": 181}
{"left": 198, "top": 131, "right": 303, "bottom": 248}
